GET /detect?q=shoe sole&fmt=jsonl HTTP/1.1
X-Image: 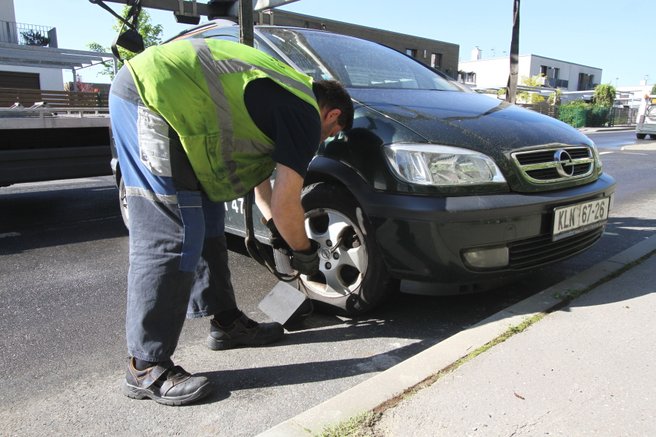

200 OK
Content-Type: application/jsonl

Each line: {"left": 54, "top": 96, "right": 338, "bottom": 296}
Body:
{"left": 123, "top": 381, "right": 212, "bottom": 406}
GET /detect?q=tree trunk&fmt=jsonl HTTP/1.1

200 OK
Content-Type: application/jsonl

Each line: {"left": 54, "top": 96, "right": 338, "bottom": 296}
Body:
{"left": 506, "top": 0, "right": 520, "bottom": 103}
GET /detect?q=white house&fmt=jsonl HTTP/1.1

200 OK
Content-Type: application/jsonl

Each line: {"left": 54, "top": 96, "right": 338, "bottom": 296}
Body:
{"left": 0, "top": 0, "right": 112, "bottom": 92}
{"left": 459, "top": 49, "right": 602, "bottom": 93}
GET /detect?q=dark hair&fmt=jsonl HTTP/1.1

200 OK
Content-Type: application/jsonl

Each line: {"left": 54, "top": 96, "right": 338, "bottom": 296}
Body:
{"left": 312, "top": 80, "right": 354, "bottom": 131}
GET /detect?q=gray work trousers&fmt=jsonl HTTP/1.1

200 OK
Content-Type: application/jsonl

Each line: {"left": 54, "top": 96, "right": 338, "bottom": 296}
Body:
{"left": 110, "top": 67, "right": 237, "bottom": 363}
{"left": 125, "top": 195, "right": 237, "bottom": 363}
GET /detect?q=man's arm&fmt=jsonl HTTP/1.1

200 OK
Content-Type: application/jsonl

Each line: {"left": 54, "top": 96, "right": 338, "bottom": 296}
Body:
{"left": 268, "top": 164, "right": 311, "bottom": 252}
{"left": 254, "top": 178, "right": 273, "bottom": 222}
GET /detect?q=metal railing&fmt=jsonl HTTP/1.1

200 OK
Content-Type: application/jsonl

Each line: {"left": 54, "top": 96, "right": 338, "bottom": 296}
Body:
{"left": 0, "top": 20, "right": 57, "bottom": 47}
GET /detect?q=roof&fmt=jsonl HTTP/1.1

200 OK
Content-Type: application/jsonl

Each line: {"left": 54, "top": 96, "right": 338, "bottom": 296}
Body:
{"left": 0, "top": 42, "right": 114, "bottom": 70}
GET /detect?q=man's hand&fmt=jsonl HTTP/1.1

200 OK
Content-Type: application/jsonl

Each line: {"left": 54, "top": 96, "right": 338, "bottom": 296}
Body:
{"left": 291, "top": 240, "right": 320, "bottom": 276}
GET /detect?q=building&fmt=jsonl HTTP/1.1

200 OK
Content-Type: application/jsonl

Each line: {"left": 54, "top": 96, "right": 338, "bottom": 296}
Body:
{"left": 459, "top": 48, "right": 602, "bottom": 92}
{"left": 257, "top": 10, "right": 460, "bottom": 79}
{"left": 0, "top": 0, "right": 112, "bottom": 96}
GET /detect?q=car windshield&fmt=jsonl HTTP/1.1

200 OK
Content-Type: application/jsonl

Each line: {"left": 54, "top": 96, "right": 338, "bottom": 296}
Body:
{"left": 258, "top": 27, "right": 459, "bottom": 91}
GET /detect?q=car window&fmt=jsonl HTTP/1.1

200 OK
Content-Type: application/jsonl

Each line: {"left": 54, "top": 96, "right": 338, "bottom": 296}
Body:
{"left": 258, "top": 27, "right": 459, "bottom": 91}
{"left": 647, "top": 105, "right": 656, "bottom": 119}
{"left": 192, "top": 26, "right": 278, "bottom": 57}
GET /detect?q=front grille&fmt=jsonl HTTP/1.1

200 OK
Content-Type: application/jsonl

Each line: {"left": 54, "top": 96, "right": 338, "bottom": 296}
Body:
{"left": 512, "top": 145, "right": 594, "bottom": 184}
{"left": 507, "top": 227, "right": 604, "bottom": 270}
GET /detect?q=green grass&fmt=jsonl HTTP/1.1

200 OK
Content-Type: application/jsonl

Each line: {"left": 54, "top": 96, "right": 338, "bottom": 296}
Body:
{"left": 317, "top": 412, "right": 379, "bottom": 437}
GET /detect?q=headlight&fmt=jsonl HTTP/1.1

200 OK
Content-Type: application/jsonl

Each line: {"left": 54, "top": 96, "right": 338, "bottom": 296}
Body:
{"left": 384, "top": 144, "right": 507, "bottom": 186}
{"left": 589, "top": 141, "right": 603, "bottom": 174}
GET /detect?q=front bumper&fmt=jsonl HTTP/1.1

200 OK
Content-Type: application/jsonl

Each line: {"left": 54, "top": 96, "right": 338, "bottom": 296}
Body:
{"left": 362, "top": 173, "right": 616, "bottom": 284}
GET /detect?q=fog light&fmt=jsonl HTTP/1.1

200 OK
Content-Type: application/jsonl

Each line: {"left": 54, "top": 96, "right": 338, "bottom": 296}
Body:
{"left": 463, "top": 246, "right": 509, "bottom": 269}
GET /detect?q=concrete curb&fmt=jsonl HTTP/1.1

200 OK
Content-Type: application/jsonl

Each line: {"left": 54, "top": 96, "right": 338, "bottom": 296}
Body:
{"left": 578, "top": 126, "right": 634, "bottom": 133}
{"left": 257, "top": 233, "right": 656, "bottom": 437}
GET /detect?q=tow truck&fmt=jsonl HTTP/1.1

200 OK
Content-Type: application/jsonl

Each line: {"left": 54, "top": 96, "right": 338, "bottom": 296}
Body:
{"left": 0, "top": 105, "right": 111, "bottom": 187}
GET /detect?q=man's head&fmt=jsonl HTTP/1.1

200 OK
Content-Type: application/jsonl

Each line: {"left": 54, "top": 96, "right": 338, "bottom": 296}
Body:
{"left": 312, "top": 80, "right": 354, "bottom": 142}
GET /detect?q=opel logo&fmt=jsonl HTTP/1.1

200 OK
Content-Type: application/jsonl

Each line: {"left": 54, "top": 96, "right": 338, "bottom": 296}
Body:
{"left": 554, "top": 149, "right": 575, "bottom": 177}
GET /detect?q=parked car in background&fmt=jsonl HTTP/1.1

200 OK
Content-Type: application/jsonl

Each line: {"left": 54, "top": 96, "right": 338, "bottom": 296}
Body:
{"left": 636, "top": 94, "right": 656, "bottom": 139}
{"left": 112, "top": 20, "right": 616, "bottom": 316}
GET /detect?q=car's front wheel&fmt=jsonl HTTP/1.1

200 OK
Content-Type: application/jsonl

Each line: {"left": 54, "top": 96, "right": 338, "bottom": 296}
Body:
{"left": 300, "top": 183, "right": 397, "bottom": 316}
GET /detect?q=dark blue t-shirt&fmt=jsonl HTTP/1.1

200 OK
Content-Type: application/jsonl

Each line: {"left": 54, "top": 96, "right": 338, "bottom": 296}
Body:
{"left": 244, "top": 78, "right": 321, "bottom": 178}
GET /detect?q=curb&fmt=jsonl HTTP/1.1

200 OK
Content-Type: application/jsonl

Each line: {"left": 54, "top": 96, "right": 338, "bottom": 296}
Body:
{"left": 578, "top": 126, "right": 634, "bottom": 133}
{"left": 257, "top": 233, "right": 656, "bottom": 437}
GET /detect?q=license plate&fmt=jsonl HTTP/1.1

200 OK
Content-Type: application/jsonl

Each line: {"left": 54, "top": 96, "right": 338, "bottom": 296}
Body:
{"left": 552, "top": 197, "right": 610, "bottom": 241}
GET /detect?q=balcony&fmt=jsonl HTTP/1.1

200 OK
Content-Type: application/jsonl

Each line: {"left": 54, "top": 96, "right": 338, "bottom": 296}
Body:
{"left": 0, "top": 20, "right": 58, "bottom": 48}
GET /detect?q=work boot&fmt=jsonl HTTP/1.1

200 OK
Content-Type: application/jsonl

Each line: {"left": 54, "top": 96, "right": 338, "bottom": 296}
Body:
{"left": 206, "top": 312, "right": 284, "bottom": 351}
{"left": 123, "top": 358, "right": 212, "bottom": 406}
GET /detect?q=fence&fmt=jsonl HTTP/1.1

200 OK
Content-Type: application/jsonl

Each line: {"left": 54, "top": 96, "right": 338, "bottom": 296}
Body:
{"left": 609, "top": 107, "right": 637, "bottom": 126}
{"left": 521, "top": 103, "right": 637, "bottom": 127}
{"left": 0, "top": 88, "right": 108, "bottom": 108}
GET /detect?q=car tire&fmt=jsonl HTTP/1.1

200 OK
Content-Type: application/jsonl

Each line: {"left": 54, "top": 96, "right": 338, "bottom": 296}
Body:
{"left": 300, "top": 183, "right": 397, "bottom": 316}
{"left": 637, "top": 133, "right": 646, "bottom": 140}
{"left": 118, "top": 176, "right": 130, "bottom": 231}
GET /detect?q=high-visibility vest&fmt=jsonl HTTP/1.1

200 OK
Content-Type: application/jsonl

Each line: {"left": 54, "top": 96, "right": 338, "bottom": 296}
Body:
{"left": 126, "top": 38, "right": 319, "bottom": 201}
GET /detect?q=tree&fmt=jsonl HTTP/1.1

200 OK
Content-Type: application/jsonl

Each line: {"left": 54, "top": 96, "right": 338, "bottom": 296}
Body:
{"left": 593, "top": 84, "right": 616, "bottom": 107}
{"left": 88, "top": 6, "right": 163, "bottom": 79}
{"left": 521, "top": 75, "right": 543, "bottom": 87}
{"left": 548, "top": 88, "right": 562, "bottom": 106}
{"left": 651, "top": 84, "right": 656, "bottom": 95}
{"left": 517, "top": 75, "right": 546, "bottom": 104}
{"left": 21, "top": 29, "right": 50, "bottom": 46}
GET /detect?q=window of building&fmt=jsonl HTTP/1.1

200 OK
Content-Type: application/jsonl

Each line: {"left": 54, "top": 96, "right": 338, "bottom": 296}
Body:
{"left": 578, "top": 73, "right": 595, "bottom": 91}
{"left": 540, "top": 65, "right": 548, "bottom": 76}
{"left": 430, "top": 52, "right": 442, "bottom": 69}
{"left": 405, "top": 48, "right": 417, "bottom": 58}
{"left": 458, "top": 71, "right": 476, "bottom": 85}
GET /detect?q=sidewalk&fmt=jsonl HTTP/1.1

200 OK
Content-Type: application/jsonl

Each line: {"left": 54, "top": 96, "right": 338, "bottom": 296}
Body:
{"left": 260, "top": 234, "right": 656, "bottom": 436}
{"left": 578, "top": 125, "right": 635, "bottom": 133}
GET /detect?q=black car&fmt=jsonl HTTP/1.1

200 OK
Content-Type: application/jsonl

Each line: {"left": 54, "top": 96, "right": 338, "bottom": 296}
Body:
{"left": 112, "top": 20, "right": 615, "bottom": 316}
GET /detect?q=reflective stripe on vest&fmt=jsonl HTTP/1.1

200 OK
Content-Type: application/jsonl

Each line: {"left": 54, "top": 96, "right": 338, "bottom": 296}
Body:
{"left": 189, "top": 39, "right": 317, "bottom": 198}
{"left": 191, "top": 39, "right": 244, "bottom": 196}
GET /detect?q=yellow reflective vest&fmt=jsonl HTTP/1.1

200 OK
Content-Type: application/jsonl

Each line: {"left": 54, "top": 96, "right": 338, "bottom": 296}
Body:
{"left": 126, "top": 38, "right": 319, "bottom": 201}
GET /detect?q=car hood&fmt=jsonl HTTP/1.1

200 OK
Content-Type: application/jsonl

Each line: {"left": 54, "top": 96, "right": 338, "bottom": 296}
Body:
{"left": 347, "top": 88, "right": 592, "bottom": 154}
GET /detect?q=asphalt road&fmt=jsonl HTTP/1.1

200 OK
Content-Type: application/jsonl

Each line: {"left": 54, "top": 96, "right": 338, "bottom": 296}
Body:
{"left": 1, "top": 130, "right": 655, "bottom": 436}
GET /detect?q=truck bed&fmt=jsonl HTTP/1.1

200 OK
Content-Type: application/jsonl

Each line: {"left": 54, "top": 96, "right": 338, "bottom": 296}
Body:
{"left": 0, "top": 107, "right": 111, "bottom": 187}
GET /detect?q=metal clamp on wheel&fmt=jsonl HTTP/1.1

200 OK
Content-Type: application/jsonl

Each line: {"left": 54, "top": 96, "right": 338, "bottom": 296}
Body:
{"left": 243, "top": 190, "right": 313, "bottom": 327}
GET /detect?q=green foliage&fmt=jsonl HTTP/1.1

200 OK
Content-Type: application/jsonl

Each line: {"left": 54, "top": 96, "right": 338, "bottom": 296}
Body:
{"left": 521, "top": 74, "right": 544, "bottom": 87}
{"left": 21, "top": 29, "right": 50, "bottom": 46}
{"left": 517, "top": 91, "right": 545, "bottom": 104}
{"left": 319, "top": 412, "right": 378, "bottom": 437}
{"left": 558, "top": 100, "right": 611, "bottom": 127}
{"left": 88, "top": 6, "right": 163, "bottom": 79}
{"left": 593, "top": 84, "right": 616, "bottom": 107}
{"left": 559, "top": 101, "right": 589, "bottom": 127}
{"left": 651, "top": 84, "right": 656, "bottom": 95}
{"left": 548, "top": 88, "right": 562, "bottom": 106}
{"left": 587, "top": 105, "right": 611, "bottom": 127}
{"left": 517, "top": 75, "right": 547, "bottom": 104}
